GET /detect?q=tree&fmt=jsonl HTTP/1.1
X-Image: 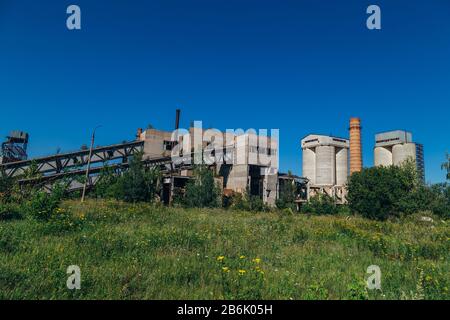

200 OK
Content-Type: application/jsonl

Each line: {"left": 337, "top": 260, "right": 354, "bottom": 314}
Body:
{"left": 0, "top": 170, "right": 14, "bottom": 203}
{"left": 442, "top": 153, "right": 450, "bottom": 180}
{"left": 276, "top": 172, "right": 297, "bottom": 210}
{"left": 347, "top": 160, "right": 419, "bottom": 220}
{"left": 110, "top": 152, "right": 161, "bottom": 203}
{"left": 183, "top": 165, "right": 220, "bottom": 208}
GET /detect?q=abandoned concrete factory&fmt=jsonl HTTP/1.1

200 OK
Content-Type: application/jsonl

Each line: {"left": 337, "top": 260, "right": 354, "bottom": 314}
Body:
{"left": 0, "top": 111, "right": 425, "bottom": 207}
{"left": 135, "top": 113, "right": 305, "bottom": 206}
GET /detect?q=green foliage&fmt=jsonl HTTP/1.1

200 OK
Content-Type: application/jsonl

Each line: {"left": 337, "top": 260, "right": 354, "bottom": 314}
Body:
{"left": 348, "top": 160, "right": 449, "bottom": 220}
{"left": 117, "top": 153, "right": 161, "bottom": 203}
{"left": 347, "top": 161, "right": 419, "bottom": 220}
{"left": 0, "top": 203, "right": 22, "bottom": 221}
{"left": 347, "top": 280, "right": 369, "bottom": 300}
{"left": 24, "top": 186, "right": 65, "bottom": 221}
{"left": 0, "top": 171, "right": 14, "bottom": 204}
{"left": 301, "top": 194, "right": 337, "bottom": 215}
{"left": 216, "top": 255, "right": 265, "bottom": 299}
{"left": 442, "top": 153, "right": 450, "bottom": 180}
{"left": 93, "top": 165, "right": 120, "bottom": 199}
{"left": 229, "top": 189, "right": 269, "bottom": 212}
{"left": 303, "top": 281, "right": 329, "bottom": 300}
{"left": 183, "top": 165, "right": 221, "bottom": 208}
{"left": 0, "top": 199, "right": 448, "bottom": 299}
{"left": 93, "top": 153, "right": 161, "bottom": 203}
{"left": 276, "top": 178, "right": 297, "bottom": 211}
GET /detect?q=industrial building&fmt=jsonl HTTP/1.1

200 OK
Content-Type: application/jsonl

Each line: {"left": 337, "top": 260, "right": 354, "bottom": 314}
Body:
{"left": 301, "top": 134, "right": 349, "bottom": 203}
{"left": 136, "top": 120, "right": 281, "bottom": 206}
{"left": 374, "top": 130, "right": 425, "bottom": 182}
{"left": 1, "top": 112, "right": 427, "bottom": 208}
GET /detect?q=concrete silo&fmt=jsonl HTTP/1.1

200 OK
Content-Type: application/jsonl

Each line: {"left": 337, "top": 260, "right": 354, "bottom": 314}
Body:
{"left": 335, "top": 147, "right": 348, "bottom": 186}
{"left": 316, "top": 145, "right": 335, "bottom": 185}
{"left": 374, "top": 146, "right": 392, "bottom": 166}
{"left": 374, "top": 130, "right": 425, "bottom": 182}
{"left": 392, "top": 143, "right": 416, "bottom": 165}
{"left": 301, "top": 135, "right": 350, "bottom": 203}
{"left": 302, "top": 147, "right": 316, "bottom": 185}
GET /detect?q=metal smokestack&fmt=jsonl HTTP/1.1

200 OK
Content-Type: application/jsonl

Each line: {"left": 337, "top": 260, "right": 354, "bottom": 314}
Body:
{"left": 175, "top": 109, "right": 181, "bottom": 130}
{"left": 349, "top": 117, "right": 362, "bottom": 175}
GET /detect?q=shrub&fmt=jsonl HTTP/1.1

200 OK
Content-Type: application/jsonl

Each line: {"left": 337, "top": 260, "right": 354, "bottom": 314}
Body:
{"left": 116, "top": 153, "right": 161, "bottom": 203}
{"left": 276, "top": 177, "right": 297, "bottom": 211}
{"left": 348, "top": 160, "right": 450, "bottom": 220}
{"left": 24, "top": 190, "right": 62, "bottom": 221}
{"left": 94, "top": 165, "right": 121, "bottom": 199}
{"left": 0, "top": 203, "right": 22, "bottom": 221}
{"left": 94, "top": 153, "right": 161, "bottom": 203}
{"left": 301, "top": 194, "right": 337, "bottom": 215}
{"left": 347, "top": 160, "right": 419, "bottom": 220}
{"left": 0, "top": 172, "right": 14, "bottom": 204}
{"left": 183, "top": 165, "right": 221, "bottom": 208}
{"left": 229, "top": 189, "right": 270, "bottom": 212}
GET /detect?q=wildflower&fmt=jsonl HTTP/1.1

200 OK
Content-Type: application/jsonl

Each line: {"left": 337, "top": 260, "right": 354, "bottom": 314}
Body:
{"left": 238, "top": 269, "right": 246, "bottom": 275}
{"left": 217, "top": 256, "right": 225, "bottom": 262}
{"left": 252, "top": 258, "right": 261, "bottom": 264}
{"left": 222, "top": 267, "right": 230, "bottom": 273}
{"left": 239, "top": 255, "right": 245, "bottom": 259}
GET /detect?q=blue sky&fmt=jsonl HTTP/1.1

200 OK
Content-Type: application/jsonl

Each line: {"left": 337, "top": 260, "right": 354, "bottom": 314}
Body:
{"left": 0, "top": 0, "right": 449, "bottom": 182}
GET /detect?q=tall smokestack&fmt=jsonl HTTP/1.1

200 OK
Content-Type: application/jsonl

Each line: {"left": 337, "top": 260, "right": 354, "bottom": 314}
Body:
{"left": 175, "top": 109, "right": 181, "bottom": 130}
{"left": 349, "top": 117, "right": 362, "bottom": 175}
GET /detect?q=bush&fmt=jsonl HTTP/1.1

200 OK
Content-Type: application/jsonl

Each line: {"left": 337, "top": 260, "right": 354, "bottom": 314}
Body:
{"left": 348, "top": 160, "right": 450, "bottom": 220}
{"left": 0, "top": 203, "right": 22, "bottom": 221}
{"left": 24, "top": 189, "right": 63, "bottom": 221}
{"left": 229, "top": 189, "right": 270, "bottom": 212}
{"left": 276, "top": 177, "right": 297, "bottom": 211}
{"left": 94, "top": 153, "right": 161, "bottom": 203}
{"left": 301, "top": 194, "right": 337, "bottom": 215}
{"left": 0, "top": 172, "right": 14, "bottom": 204}
{"left": 183, "top": 166, "right": 221, "bottom": 208}
{"left": 117, "top": 154, "right": 161, "bottom": 203}
{"left": 347, "top": 161, "right": 419, "bottom": 220}
{"left": 93, "top": 165, "right": 120, "bottom": 199}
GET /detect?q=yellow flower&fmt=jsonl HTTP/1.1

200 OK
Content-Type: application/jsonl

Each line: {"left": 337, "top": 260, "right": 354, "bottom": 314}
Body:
{"left": 239, "top": 255, "right": 245, "bottom": 259}
{"left": 217, "top": 256, "right": 225, "bottom": 261}
{"left": 252, "top": 258, "right": 261, "bottom": 264}
{"left": 222, "top": 267, "right": 230, "bottom": 273}
{"left": 238, "top": 269, "right": 246, "bottom": 275}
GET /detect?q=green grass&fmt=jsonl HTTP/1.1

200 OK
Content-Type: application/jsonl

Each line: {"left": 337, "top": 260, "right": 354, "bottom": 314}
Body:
{"left": 0, "top": 199, "right": 449, "bottom": 300}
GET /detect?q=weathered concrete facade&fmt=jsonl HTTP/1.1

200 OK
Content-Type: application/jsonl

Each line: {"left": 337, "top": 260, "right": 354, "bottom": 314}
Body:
{"left": 301, "top": 134, "right": 349, "bottom": 204}
{"left": 137, "top": 126, "right": 280, "bottom": 206}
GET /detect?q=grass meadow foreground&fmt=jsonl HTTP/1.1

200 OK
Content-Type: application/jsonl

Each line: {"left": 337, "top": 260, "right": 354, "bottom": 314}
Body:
{"left": 0, "top": 199, "right": 449, "bottom": 300}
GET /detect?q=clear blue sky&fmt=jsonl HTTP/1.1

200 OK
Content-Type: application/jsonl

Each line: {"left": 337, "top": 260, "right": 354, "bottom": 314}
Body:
{"left": 0, "top": 0, "right": 449, "bottom": 182}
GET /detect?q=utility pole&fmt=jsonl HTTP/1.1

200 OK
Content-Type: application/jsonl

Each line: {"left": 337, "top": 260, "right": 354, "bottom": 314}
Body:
{"left": 81, "top": 125, "right": 101, "bottom": 202}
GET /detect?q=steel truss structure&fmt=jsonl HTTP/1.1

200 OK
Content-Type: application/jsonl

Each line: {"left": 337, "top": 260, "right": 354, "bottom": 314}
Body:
{"left": 0, "top": 140, "right": 144, "bottom": 178}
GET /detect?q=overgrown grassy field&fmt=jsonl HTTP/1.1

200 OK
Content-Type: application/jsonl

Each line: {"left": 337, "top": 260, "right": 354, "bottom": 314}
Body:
{"left": 0, "top": 200, "right": 448, "bottom": 300}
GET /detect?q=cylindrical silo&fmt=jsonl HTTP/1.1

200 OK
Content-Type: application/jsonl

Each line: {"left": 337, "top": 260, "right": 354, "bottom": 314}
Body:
{"left": 302, "top": 147, "right": 316, "bottom": 184}
{"left": 374, "top": 146, "right": 392, "bottom": 167}
{"left": 335, "top": 147, "right": 348, "bottom": 186}
{"left": 316, "top": 145, "right": 335, "bottom": 185}
{"left": 393, "top": 143, "right": 416, "bottom": 165}
{"left": 349, "top": 117, "right": 362, "bottom": 175}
